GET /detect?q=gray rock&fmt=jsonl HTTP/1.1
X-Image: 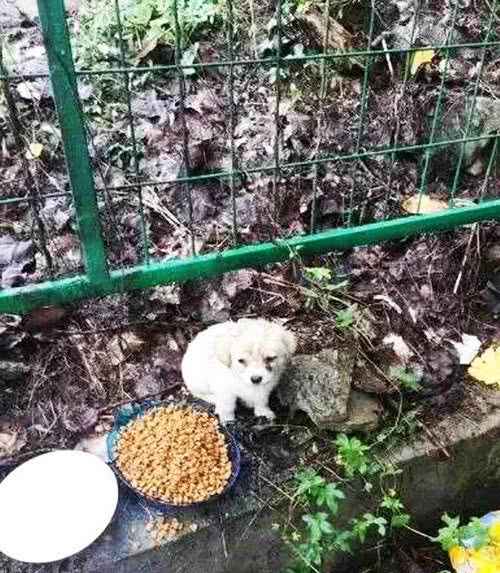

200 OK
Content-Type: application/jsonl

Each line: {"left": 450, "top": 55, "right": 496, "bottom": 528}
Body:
{"left": 331, "top": 391, "right": 383, "bottom": 433}
{"left": 391, "top": 13, "right": 465, "bottom": 51}
{"left": 430, "top": 96, "right": 500, "bottom": 178}
{"left": 277, "top": 348, "right": 383, "bottom": 431}
{"left": 461, "top": 97, "right": 500, "bottom": 175}
{"left": 353, "top": 360, "right": 395, "bottom": 395}
{"left": 277, "top": 348, "right": 351, "bottom": 426}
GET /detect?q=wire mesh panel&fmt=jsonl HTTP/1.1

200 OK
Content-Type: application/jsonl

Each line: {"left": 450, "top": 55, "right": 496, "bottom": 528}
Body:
{"left": 0, "top": 0, "right": 499, "bottom": 313}
{"left": 0, "top": 8, "right": 83, "bottom": 288}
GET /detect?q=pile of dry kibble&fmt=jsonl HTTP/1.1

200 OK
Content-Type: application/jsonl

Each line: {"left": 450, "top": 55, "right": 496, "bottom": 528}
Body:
{"left": 115, "top": 405, "right": 232, "bottom": 504}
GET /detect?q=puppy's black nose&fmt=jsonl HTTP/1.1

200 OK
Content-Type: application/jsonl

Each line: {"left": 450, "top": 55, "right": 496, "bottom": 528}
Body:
{"left": 251, "top": 375, "right": 263, "bottom": 384}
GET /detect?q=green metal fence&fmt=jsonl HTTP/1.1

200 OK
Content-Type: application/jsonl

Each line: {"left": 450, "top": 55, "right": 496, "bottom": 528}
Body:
{"left": 0, "top": 0, "right": 499, "bottom": 314}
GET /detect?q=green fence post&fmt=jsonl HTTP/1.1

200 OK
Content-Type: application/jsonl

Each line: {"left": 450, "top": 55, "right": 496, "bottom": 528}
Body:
{"left": 37, "top": 0, "right": 109, "bottom": 286}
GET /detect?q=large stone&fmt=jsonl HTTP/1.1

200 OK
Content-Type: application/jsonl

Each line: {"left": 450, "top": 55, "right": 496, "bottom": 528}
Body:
{"left": 391, "top": 12, "right": 465, "bottom": 51}
{"left": 428, "top": 96, "right": 500, "bottom": 179}
{"left": 277, "top": 348, "right": 354, "bottom": 427}
{"left": 277, "top": 348, "right": 381, "bottom": 431}
{"left": 331, "top": 390, "right": 383, "bottom": 433}
{"left": 461, "top": 97, "right": 500, "bottom": 175}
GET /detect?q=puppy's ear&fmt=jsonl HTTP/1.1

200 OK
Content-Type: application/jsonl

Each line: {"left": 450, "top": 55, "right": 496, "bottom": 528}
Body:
{"left": 282, "top": 329, "right": 297, "bottom": 356}
{"left": 214, "top": 336, "right": 232, "bottom": 367}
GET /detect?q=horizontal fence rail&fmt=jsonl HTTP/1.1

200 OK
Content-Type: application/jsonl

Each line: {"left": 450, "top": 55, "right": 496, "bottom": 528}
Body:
{"left": 0, "top": 0, "right": 499, "bottom": 314}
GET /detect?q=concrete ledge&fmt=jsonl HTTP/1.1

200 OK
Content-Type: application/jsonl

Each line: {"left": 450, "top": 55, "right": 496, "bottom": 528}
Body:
{"left": 74, "top": 388, "right": 500, "bottom": 573}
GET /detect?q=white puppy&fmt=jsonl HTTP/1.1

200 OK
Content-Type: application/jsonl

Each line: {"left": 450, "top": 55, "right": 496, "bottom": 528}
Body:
{"left": 182, "top": 319, "right": 296, "bottom": 423}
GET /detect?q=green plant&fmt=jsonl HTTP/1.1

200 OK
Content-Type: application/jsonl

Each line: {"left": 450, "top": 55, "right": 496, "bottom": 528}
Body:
{"left": 303, "top": 266, "right": 333, "bottom": 283}
{"left": 334, "top": 434, "right": 377, "bottom": 477}
{"left": 295, "top": 469, "right": 345, "bottom": 512}
{"left": 351, "top": 513, "right": 387, "bottom": 543}
{"left": 300, "top": 266, "right": 352, "bottom": 326}
{"left": 259, "top": 1, "right": 313, "bottom": 83}
{"left": 76, "top": 0, "right": 221, "bottom": 66}
{"left": 375, "top": 410, "right": 419, "bottom": 450}
{"left": 434, "top": 514, "right": 490, "bottom": 551}
{"left": 281, "top": 434, "right": 410, "bottom": 572}
{"left": 335, "top": 306, "right": 353, "bottom": 329}
{"left": 388, "top": 366, "right": 422, "bottom": 392}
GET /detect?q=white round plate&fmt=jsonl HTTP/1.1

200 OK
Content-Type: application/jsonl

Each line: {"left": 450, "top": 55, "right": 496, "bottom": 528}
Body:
{"left": 0, "top": 450, "right": 118, "bottom": 563}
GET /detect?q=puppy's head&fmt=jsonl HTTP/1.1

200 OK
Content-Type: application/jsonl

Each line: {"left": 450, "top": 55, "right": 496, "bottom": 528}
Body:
{"left": 229, "top": 319, "right": 296, "bottom": 387}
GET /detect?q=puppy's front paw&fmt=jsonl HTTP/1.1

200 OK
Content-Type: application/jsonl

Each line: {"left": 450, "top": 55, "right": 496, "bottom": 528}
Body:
{"left": 254, "top": 406, "right": 275, "bottom": 421}
{"left": 217, "top": 411, "right": 236, "bottom": 425}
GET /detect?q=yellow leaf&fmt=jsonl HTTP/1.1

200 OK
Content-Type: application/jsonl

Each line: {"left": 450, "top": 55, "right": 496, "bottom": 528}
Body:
{"left": 26, "top": 143, "right": 43, "bottom": 159}
{"left": 489, "top": 522, "right": 500, "bottom": 541}
{"left": 483, "top": 347, "right": 496, "bottom": 366}
{"left": 468, "top": 345, "right": 500, "bottom": 388}
{"left": 410, "top": 48, "right": 434, "bottom": 75}
{"left": 402, "top": 195, "right": 448, "bottom": 214}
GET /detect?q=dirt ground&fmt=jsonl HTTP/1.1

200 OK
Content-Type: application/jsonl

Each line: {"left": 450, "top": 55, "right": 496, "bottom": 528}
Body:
{"left": 1, "top": 0, "right": 500, "bottom": 571}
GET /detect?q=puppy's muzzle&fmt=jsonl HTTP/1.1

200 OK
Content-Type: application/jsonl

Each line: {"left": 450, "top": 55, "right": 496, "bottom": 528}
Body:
{"left": 251, "top": 375, "right": 263, "bottom": 385}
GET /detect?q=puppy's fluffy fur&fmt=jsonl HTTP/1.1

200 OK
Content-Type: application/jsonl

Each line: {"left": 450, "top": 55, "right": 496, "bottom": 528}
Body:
{"left": 182, "top": 319, "right": 296, "bottom": 423}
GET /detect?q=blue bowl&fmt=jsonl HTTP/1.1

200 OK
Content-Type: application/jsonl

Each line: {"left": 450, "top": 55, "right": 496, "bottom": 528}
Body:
{"left": 107, "top": 398, "right": 241, "bottom": 511}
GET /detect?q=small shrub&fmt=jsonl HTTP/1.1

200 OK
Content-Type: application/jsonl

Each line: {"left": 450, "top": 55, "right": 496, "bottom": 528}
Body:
{"left": 76, "top": 0, "right": 222, "bottom": 66}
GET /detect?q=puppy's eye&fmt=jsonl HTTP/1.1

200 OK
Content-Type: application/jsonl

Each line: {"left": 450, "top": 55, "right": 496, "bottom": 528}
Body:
{"left": 265, "top": 356, "right": 277, "bottom": 363}
{"left": 238, "top": 358, "right": 247, "bottom": 366}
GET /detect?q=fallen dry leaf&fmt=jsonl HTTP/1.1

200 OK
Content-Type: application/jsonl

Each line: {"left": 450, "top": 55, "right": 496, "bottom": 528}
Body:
{"left": 0, "top": 420, "right": 27, "bottom": 459}
{"left": 26, "top": 143, "right": 43, "bottom": 159}
{"left": 0, "top": 314, "right": 22, "bottom": 335}
{"left": 74, "top": 434, "right": 109, "bottom": 463}
{"left": 23, "top": 307, "right": 69, "bottom": 329}
{"left": 107, "top": 332, "right": 145, "bottom": 366}
{"left": 449, "top": 334, "right": 481, "bottom": 365}
{"left": 62, "top": 405, "right": 98, "bottom": 433}
{"left": 373, "top": 294, "right": 402, "bottom": 314}
{"left": 299, "top": 6, "right": 352, "bottom": 52}
{"left": 383, "top": 333, "right": 414, "bottom": 364}
{"left": 402, "top": 195, "right": 448, "bottom": 215}
{"left": 150, "top": 284, "right": 181, "bottom": 306}
{"left": 468, "top": 345, "right": 500, "bottom": 387}
{"left": 410, "top": 48, "right": 435, "bottom": 75}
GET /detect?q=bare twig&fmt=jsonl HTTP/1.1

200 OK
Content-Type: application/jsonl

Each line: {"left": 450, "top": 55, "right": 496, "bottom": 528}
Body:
{"left": 385, "top": 392, "right": 451, "bottom": 459}
{"left": 141, "top": 188, "right": 185, "bottom": 228}
{"left": 381, "top": 36, "right": 394, "bottom": 78}
{"left": 75, "top": 343, "right": 105, "bottom": 396}
{"left": 417, "top": 423, "right": 451, "bottom": 458}
{"left": 0, "top": 45, "right": 24, "bottom": 149}
{"left": 453, "top": 223, "right": 478, "bottom": 295}
{"left": 98, "top": 382, "right": 182, "bottom": 413}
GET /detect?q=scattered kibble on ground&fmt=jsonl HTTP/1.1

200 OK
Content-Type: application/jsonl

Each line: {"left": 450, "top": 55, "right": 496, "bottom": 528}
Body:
{"left": 146, "top": 517, "right": 198, "bottom": 543}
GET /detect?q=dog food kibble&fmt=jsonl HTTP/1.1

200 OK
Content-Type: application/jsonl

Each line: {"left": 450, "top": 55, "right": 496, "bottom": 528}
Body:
{"left": 115, "top": 405, "right": 232, "bottom": 504}
{"left": 146, "top": 517, "right": 198, "bottom": 543}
